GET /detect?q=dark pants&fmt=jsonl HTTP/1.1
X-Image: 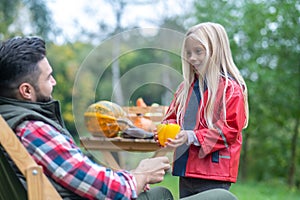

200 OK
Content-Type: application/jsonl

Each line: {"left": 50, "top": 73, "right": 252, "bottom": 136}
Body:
{"left": 137, "top": 186, "right": 174, "bottom": 200}
{"left": 179, "top": 177, "right": 231, "bottom": 198}
{"left": 181, "top": 188, "right": 238, "bottom": 200}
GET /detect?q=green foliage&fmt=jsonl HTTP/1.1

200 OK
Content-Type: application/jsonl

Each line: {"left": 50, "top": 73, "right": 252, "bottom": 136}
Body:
{"left": 23, "top": 0, "right": 53, "bottom": 39}
{"left": 0, "top": 0, "right": 20, "bottom": 37}
{"left": 95, "top": 48, "right": 182, "bottom": 105}
{"left": 47, "top": 0, "right": 300, "bottom": 187}
{"left": 190, "top": 0, "right": 300, "bottom": 187}
{"left": 0, "top": 0, "right": 54, "bottom": 40}
{"left": 47, "top": 42, "right": 94, "bottom": 136}
{"left": 3, "top": 0, "right": 299, "bottom": 190}
{"left": 241, "top": 0, "right": 299, "bottom": 184}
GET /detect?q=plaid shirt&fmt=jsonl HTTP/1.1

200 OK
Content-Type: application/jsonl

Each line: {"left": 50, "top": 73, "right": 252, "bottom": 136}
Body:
{"left": 15, "top": 120, "right": 137, "bottom": 200}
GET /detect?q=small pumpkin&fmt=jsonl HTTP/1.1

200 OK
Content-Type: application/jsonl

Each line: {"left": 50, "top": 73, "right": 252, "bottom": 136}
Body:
{"left": 157, "top": 123, "right": 181, "bottom": 147}
{"left": 136, "top": 97, "right": 147, "bottom": 107}
{"left": 84, "top": 101, "right": 128, "bottom": 137}
{"left": 133, "top": 113, "right": 155, "bottom": 132}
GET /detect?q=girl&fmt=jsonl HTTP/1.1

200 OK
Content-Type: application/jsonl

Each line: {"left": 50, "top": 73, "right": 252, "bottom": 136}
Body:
{"left": 162, "top": 22, "right": 249, "bottom": 198}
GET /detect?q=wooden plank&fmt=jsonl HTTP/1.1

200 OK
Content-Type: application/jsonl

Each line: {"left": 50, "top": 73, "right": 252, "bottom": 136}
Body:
{"left": 80, "top": 136, "right": 173, "bottom": 170}
{"left": 0, "top": 116, "right": 62, "bottom": 200}
{"left": 123, "top": 106, "right": 168, "bottom": 115}
{"left": 122, "top": 106, "right": 168, "bottom": 124}
{"left": 80, "top": 137, "right": 160, "bottom": 152}
{"left": 26, "top": 166, "right": 43, "bottom": 200}
{"left": 0, "top": 117, "right": 37, "bottom": 174}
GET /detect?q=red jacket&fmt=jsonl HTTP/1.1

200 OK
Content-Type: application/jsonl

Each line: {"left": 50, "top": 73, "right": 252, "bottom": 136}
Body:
{"left": 164, "top": 78, "right": 246, "bottom": 183}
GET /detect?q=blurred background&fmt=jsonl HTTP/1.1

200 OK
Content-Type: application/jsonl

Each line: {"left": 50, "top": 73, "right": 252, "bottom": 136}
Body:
{"left": 1, "top": 0, "right": 299, "bottom": 199}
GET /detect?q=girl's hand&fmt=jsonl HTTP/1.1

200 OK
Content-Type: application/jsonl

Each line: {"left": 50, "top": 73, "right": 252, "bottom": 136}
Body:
{"left": 153, "top": 128, "right": 166, "bottom": 148}
{"left": 153, "top": 128, "right": 159, "bottom": 144}
{"left": 165, "top": 130, "right": 188, "bottom": 148}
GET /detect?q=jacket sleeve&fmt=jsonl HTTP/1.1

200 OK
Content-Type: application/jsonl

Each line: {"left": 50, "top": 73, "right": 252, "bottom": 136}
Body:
{"left": 195, "top": 81, "right": 246, "bottom": 158}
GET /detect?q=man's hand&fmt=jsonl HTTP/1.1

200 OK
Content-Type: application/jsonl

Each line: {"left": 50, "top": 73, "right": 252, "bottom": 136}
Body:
{"left": 131, "top": 156, "right": 170, "bottom": 194}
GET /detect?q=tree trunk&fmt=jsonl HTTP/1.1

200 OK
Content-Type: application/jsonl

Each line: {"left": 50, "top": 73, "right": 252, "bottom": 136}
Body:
{"left": 287, "top": 118, "right": 299, "bottom": 187}
{"left": 161, "top": 55, "right": 173, "bottom": 105}
{"left": 112, "top": 35, "right": 124, "bottom": 105}
{"left": 240, "top": 131, "right": 249, "bottom": 181}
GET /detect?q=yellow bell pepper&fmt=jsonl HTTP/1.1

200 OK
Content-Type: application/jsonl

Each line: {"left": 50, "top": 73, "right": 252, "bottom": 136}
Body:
{"left": 157, "top": 123, "right": 181, "bottom": 147}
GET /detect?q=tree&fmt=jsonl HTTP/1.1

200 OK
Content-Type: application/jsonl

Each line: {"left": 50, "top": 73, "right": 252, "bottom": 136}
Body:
{"left": 239, "top": 0, "right": 300, "bottom": 186}
{"left": 0, "top": 0, "right": 55, "bottom": 40}
{"left": 104, "top": 0, "right": 171, "bottom": 106}
{"left": 0, "top": 0, "right": 19, "bottom": 37}
{"left": 192, "top": 0, "right": 300, "bottom": 186}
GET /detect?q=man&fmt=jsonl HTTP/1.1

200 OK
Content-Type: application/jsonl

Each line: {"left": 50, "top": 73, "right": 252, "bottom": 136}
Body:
{"left": 0, "top": 36, "right": 173, "bottom": 200}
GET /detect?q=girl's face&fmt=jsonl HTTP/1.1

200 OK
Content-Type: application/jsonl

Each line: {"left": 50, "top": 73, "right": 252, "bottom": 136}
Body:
{"left": 184, "top": 36, "right": 206, "bottom": 75}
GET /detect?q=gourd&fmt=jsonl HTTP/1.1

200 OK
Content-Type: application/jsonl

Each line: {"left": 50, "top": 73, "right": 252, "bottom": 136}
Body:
{"left": 133, "top": 97, "right": 155, "bottom": 131}
{"left": 84, "top": 101, "right": 128, "bottom": 137}
{"left": 133, "top": 113, "right": 155, "bottom": 132}
{"left": 136, "top": 97, "right": 147, "bottom": 107}
{"left": 157, "top": 123, "right": 181, "bottom": 147}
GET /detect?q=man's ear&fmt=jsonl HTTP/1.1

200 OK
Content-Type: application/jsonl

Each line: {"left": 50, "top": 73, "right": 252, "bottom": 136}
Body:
{"left": 18, "top": 83, "right": 35, "bottom": 100}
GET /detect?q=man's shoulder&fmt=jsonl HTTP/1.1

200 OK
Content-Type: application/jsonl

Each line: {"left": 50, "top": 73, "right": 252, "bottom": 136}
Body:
{"left": 16, "top": 120, "right": 57, "bottom": 133}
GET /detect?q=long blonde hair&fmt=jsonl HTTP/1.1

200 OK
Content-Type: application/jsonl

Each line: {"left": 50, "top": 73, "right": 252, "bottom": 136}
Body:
{"left": 174, "top": 22, "right": 248, "bottom": 129}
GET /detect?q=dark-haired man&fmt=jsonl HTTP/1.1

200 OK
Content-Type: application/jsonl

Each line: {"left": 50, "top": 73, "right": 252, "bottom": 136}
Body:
{"left": 0, "top": 36, "right": 173, "bottom": 200}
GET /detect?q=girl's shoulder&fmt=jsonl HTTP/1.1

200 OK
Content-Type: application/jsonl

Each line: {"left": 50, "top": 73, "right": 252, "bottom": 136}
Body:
{"left": 219, "top": 77, "right": 244, "bottom": 92}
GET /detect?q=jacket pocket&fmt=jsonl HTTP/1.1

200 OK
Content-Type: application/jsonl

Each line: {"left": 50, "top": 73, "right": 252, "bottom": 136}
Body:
{"left": 186, "top": 147, "right": 230, "bottom": 177}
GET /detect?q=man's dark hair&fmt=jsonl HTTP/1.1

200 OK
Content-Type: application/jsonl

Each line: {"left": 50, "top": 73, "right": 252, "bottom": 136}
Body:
{"left": 0, "top": 36, "right": 46, "bottom": 98}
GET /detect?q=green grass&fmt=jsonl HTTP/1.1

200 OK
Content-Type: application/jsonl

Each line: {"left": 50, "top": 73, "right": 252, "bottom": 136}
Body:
{"left": 153, "top": 173, "right": 179, "bottom": 199}
{"left": 152, "top": 173, "right": 300, "bottom": 200}
{"left": 231, "top": 180, "right": 300, "bottom": 200}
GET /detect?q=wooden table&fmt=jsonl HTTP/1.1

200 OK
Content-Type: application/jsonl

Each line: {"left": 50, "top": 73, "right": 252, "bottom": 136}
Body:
{"left": 80, "top": 136, "right": 170, "bottom": 170}
{"left": 81, "top": 105, "right": 170, "bottom": 170}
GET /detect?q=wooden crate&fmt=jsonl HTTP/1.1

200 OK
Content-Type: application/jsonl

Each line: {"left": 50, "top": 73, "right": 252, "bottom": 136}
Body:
{"left": 85, "top": 106, "right": 169, "bottom": 138}
{"left": 122, "top": 106, "right": 168, "bottom": 125}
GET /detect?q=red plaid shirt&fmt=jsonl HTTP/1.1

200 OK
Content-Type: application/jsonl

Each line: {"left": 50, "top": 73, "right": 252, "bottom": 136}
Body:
{"left": 15, "top": 120, "right": 137, "bottom": 200}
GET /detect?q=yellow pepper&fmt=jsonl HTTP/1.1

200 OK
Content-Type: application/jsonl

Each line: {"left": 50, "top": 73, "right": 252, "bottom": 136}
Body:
{"left": 157, "top": 123, "right": 181, "bottom": 147}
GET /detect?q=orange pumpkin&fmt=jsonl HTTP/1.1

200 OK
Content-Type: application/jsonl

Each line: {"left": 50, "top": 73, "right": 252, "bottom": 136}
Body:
{"left": 133, "top": 113, "right": 155, "bottom": 132}
{"left": 84, "top": 101, "right": 128, "bottom": 137}
{"left": 136, "top": 97, "right": 147, "bottom": 107}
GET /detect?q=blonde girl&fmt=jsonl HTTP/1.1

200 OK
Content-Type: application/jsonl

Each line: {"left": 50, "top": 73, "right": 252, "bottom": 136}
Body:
{"left": 162, "top": 22, "right": 249, "bottom": 198}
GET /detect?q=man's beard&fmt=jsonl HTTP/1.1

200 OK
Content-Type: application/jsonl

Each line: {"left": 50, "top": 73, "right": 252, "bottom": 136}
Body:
{"left": 36, "top": 95, "right": 52, "bottom": 102}
{"left": 34, "top": 86, "right": 52, "bottom": 102}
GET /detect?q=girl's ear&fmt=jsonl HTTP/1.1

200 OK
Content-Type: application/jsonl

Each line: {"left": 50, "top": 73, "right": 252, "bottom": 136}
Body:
{"left": 18, "top": 83, "right": 35, "bottom": 101}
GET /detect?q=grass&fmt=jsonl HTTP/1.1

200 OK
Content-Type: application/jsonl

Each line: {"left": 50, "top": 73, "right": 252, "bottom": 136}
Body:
{"left": 153, "top": 173, "right": 179, "bottom": 199}
{"left": 152, "top": 173, "right": 300, "bottom": 200}
{"left": 231, "top": 180, "right": 300, "bottom": 200}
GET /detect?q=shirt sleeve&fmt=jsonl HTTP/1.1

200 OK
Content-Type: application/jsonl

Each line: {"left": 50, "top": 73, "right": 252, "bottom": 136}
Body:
{"left": 186, "top": 130, "right": 200, "bottom": 146}
{"left": 15, "top": 120, "right": 137, "bottom": 200}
